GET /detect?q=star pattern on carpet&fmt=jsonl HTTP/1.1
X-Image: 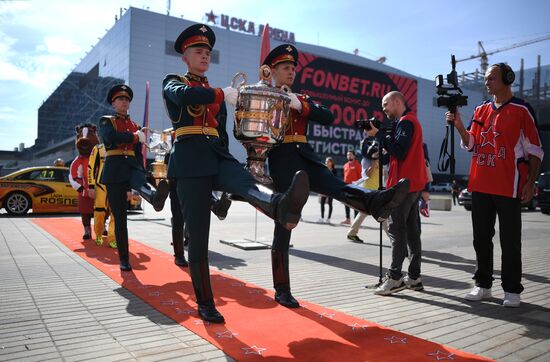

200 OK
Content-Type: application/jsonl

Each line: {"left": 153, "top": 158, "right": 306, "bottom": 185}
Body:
{"left": 161, "top": 299, "right": 179, "bottom": 305}
{"left": 148, "top": 291, "right": 161, "bottom": 297}
{"left": 174, "top": 308, "right": 196, "bottom": 315}
{"left": 480, "top": 123, "right": 500, "bottom": 148}
{"left": 349, "top": 323, "right": 369, "bottom": 331}
{"left": 194, "top": 320, "right": 211, "bottom": 326}
{"left": 427, "top": 350, "right": 456, "bottom": 360}
{"left": 384, "top": 335, "right": 408, "bottom": 344}
{"left": 242, "top": 345, "right": 267, "bottom": 355}
{"left": 231, "top": 282, "right": 245, "bottom": 287}
{"left": 216, "top": 330, "right": 239, "bottom": 339}
{"left": 32, "top": 218, "right": 489, "bottom": 362}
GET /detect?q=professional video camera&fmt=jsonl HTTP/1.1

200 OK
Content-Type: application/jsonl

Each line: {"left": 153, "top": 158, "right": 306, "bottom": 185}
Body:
{"left": 435, "top": 55, "right": 468, "bottom": 112}
{"left": 435, "top": 55, "right": 468, "bottom": 176}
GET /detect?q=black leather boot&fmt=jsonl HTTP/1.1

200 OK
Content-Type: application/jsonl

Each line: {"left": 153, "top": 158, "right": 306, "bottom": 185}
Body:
{"left": 188, "top": 260, "right": 225, "bottom": 323}
{"left": 138, "top": 180, "right": 170, "bottom": 212}
{"left": 271, "top": 250, "right": 300, "bottom": 308}
{"left": 210, "top": 192, "right": 232, "bottom": 220}
{"left": 340, "top": 178, "right": 410, "bottom": 221}
{"left": 245, "top": 170, "right": 310, "bottom": 230}
{"left": 172, "top": 228, "right": 188, "bottom": 267}
{"left": 119, "top": 255, "right": 132, "bottom": 271}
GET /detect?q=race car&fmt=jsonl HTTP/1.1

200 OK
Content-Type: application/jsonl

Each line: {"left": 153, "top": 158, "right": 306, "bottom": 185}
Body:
{"left": 0, "top": 166, "right": 142, "bottom": 215}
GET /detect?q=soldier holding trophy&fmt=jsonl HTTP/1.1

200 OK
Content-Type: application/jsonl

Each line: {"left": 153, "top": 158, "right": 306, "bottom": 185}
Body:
{"left": 146, "top": 128, "right": 232, "bottom": 267}
{"left": 162, "top": 24, "right": 310, "bottom": 324}
{"left": 263, "top": 44, "right": 411, "bottom": 308}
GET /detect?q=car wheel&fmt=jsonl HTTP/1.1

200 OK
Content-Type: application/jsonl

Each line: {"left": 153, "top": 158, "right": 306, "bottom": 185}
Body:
{"left": 464, "top": 205, "right": 471, "bottom": 211}
{"left": 542, "top": 208, "right": 550, "bottom": 215}
{"left": 5, "top": 192, "right": 32, "bottom": 215}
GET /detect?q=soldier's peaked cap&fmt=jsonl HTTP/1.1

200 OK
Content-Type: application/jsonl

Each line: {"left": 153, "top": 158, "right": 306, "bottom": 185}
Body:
{"left": 174, "top": 23, "right": 216, "bottom": 54}
{"left": 107, "top": 84, "right": 133, "bottom": 103}
{"left": 263, "top": 44, "right": 298, "bottom": 68}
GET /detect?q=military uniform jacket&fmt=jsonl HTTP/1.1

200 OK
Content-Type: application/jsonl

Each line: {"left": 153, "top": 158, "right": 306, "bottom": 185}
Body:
{"left": 99, "top": 114, "right": 144, "bottom": 184}
{"left": 162, "top": 72, "right": 234, "bottom": 178}
{"left": 268, "top": 94, "right": 334, "bottom": 169}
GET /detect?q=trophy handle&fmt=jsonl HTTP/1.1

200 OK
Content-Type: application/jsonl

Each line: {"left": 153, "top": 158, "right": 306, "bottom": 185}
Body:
{"left": 259, "top": 65, "right": 272, "bottom": 85}
{"left": 280, "top": 84, "right": 291, "bottom": 93}
{"left": 144, "top": 128, "right": 161, "bottom": 149}
{"left": 231, "top": 72, "right": 248, "bottom": 89}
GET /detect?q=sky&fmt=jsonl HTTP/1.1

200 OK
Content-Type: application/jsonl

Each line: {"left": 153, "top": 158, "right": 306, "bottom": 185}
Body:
{"left": 1, "top": 0, "right": 549, "bottom": 151}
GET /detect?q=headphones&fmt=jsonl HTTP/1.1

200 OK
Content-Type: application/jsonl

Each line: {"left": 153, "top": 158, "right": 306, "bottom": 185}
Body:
{"left": 496, "top": 63, "right": 515, "bottom": 85}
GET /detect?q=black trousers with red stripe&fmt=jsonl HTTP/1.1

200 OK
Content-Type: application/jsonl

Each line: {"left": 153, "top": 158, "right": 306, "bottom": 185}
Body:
{"left": 471, "top": 191, "right": 523, "bottom": 294}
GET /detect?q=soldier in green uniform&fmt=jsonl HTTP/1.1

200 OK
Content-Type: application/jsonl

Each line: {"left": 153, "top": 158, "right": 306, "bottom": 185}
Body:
{"left": 99, "top": 84, "right": 170, "bottom": 271}
{"left": 163, "top": 128, "right": 232, "bottom": 267}
{"left": 163, "top": 24, "right": 310, "bottom": 324}
{"left": 264, "top": 44, "right": 410, "bottom": 308}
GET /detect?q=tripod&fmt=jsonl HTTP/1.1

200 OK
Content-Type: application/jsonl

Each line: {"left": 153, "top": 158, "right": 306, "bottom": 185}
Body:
{"left": 364, "top": 133, "right": 388, "bottom": 289}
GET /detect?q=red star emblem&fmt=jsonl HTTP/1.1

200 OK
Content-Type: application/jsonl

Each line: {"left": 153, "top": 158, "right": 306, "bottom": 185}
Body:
{"left": 480, "top": 124, "right": 500, "bottom": 148}
{"left": 286, "top": 45, "right": 293, "bottom": 52}
{"left": 205, "top": 10, "right": 217, "bottom": 24}
{"left": 199, "top": 25, "right": 208, "bottom": 33}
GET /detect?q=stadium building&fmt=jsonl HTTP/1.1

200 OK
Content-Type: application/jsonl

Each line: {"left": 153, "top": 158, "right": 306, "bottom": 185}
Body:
{"left": 35, "top": 7, "right": 492, "bottom": 177}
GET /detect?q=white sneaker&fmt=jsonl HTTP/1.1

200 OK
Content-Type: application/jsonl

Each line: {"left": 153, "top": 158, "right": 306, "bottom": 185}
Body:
{"left": 502, "top": 292, "right": 521, "bottom": 308}
{"left": 374, "top": 277, "right": 406, "bottom": 296}
{"left": 404, "top": 276, "right": 424, "bottom": 291}
{"left": 317, "top": 218, "right": 325, "bottom": 223}
{"left": 325, "top": 218, "right": 331, "bottom": 224}
{"left": 464, "top": 286, "right": 492, "bottom": 301}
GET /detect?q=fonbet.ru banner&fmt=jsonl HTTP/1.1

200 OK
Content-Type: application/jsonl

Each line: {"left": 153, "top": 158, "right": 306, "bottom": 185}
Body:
{"left": 294, "top": 52, "right": 417, "bottom": 166}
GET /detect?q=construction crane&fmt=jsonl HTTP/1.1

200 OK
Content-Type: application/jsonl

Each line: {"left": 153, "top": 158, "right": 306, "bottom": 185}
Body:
{"left": 456, "top": 34, "right": 550, "bottom": 74}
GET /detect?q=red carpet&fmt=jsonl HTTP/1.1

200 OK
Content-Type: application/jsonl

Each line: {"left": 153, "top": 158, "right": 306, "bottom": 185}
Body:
{"left": 33, "top": 218, "right": 492, "bottom": 361}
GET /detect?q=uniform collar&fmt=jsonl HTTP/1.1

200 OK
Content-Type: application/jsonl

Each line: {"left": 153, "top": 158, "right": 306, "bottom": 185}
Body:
{"left": 115, "top": 113, "right": 130, "bottom": 120}
{"left": 185, "top": 72, "right": 208, "bottom": 83}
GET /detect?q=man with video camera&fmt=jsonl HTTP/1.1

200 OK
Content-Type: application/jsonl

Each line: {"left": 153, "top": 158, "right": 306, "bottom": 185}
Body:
{"left": 366, "top": 91, "right": 428, "bottom": 295}
{"left": 446, "top": 63, "right": 543, "bottom": 308}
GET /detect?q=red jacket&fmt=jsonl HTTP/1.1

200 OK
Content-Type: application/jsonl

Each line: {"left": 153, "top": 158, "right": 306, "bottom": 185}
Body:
{"left": 344, "top": 159, "right": 362, "bottom": 184}
{"left": 386, "top": 112, "right": 427, "bottom": 192}
{"left": 69, "top": 155, "right": 91, "bottom": 197}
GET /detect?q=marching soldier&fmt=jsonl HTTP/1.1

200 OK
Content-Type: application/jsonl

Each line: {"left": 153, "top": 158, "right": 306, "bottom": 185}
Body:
{"left": 99, "top": 84, "right": 170, "bottom": 271}
{"left": 163, "top": 24, "right": 310, "bottom": 323}
{"left": 87, "top": 142, "right": 116, "bottom": 248}
{"left": 264, "top": 44, "right": 410, "bottom": 308}
{"left": 164, "top": 128, "right": 232, "bottom": 267}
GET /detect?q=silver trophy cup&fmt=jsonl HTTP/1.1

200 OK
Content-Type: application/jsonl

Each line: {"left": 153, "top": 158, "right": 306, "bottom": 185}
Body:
{"left": 145, "top": 128, "right": 172, "bottom": 186}
{"left": 232, "top": 66, "right": 291, "bottom": 186}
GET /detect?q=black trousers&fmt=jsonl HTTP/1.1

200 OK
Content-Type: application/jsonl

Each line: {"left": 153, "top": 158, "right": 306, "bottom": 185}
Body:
{"left": 169, "top": 179, "right": 186, "bottom": 236}
{"left": 176, "top": 157, "right": 259, "bottom": 262}
{"left": 345, "top": 205, "right": 359, "bottom": 219}
{"left": 270, "top": 158, "right": 348, "bottom": 251}
{"left": 105, "top": 168, "right": 147, "bottom": 259}
{"left": 471, "top": 192, "right": 523, "bottom": 293}
{"left": 320, "top": 196, "right": 333, "bottom": 219}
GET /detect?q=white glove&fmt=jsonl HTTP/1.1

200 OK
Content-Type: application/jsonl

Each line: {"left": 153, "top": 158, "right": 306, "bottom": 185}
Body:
{"left": 135, "top": 130, "right": 146, "bottom": 143}
{"left": 222, "top": 86, "right": 238, "bottom": 106}
{"left": 288, "top": 92, "right": 303, "bottom": 112}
